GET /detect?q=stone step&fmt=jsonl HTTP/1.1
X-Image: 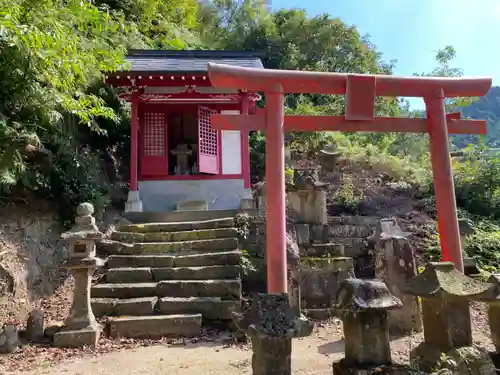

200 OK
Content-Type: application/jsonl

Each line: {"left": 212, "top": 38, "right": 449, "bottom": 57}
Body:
{"left": 106, "top": 251, "right": 240, "bottom": 269}
{"left": 157, "top": 280, "right": 241, "bottom": 299}
{"left": 153, "top": 265, "right": 240, "bottom": 281}
{"left": 175, "top": 251, "right": 241, "bottom": 268}
{"left": 107, "top": 238, "right": 239, "bottom": 255}
{"left": 105, "top": 265, "right": 241, "bottom": 283}
{"left": 124, "top": 210, "right": 238, "bottom": 224}
{"left": 107, "top": 254, "right": 174, "bottom": 268}
{"left": 107, "top": 314, "right": 202, "bottom": 339}
{"left": 111, "top": 228, "right": 238, "bottom": 243}
{"left": 157, "top": 297, "right": 240, "bottom": 320}
{"left": 176, "top": 200, "right": 208, "bottom": 211}
{"left": 91, "top": 283, "right": 158, "bottom": 299}
{"left": 327, "top": 224, "right": 373, "bottom": 238}
{"left": 106, "top": 267, "right": 154, "bottom": 283}
{"left": 92, "top": 297, "right": 158, "bottom": 317}
{"left": 328, "top": 216, "right": 379, "bottom": 227}
{"left": 119, "top": 217, "right": 235, "bottom": 233}
{"left": 91, "top": 296, "right": 241, "bottom": 320}
{"left": 328, "top": 236, "right": 369, "bottom": 257}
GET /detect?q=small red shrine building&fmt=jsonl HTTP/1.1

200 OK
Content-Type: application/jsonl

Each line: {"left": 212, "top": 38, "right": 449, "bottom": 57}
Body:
{"left": 105, "top": 50, "right": 263, "bottom": 212}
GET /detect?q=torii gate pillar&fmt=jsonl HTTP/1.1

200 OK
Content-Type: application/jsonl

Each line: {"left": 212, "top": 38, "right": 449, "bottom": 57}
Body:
{"left": 265, "top": 89, "right": 287, "bottom": 293}
{"left": 426, "top": 90, "right": 463, "bottom": 272}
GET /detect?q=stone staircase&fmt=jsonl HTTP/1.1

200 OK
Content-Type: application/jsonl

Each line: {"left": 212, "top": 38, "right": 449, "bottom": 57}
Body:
{"left": 91, "top": 215, "right": 241, "bottom": 339}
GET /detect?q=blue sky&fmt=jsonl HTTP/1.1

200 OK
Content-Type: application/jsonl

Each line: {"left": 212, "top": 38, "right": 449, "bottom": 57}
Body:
{"left": 270, "top": 0, "right": 500, "bottom": 108}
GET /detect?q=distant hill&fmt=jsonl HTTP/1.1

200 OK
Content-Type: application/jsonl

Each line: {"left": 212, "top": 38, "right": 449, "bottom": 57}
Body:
{"left": 455, "top": 86, "right": 500, "bottom": 148}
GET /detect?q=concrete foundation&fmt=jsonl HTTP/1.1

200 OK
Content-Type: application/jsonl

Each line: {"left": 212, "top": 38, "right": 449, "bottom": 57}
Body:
{"left": 138, "top": 179, "right": 252, "bottom": 212}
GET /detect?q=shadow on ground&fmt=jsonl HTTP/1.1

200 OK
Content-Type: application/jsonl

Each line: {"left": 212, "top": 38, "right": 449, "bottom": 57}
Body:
{"left": 317, "top": 338, "right": 345, "bottom": 356}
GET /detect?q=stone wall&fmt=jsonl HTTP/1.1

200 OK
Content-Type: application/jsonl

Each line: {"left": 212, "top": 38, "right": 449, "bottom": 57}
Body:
{"left": 239, "top": 213, "right": 380, "bottom": 304}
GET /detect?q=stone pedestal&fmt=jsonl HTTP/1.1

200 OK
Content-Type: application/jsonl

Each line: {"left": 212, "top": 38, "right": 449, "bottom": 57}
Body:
{"left": 333, "top": 278, "right": 407, "bottom": 374}
{"left": 233, "top": 293, "right": 314, "bottom": 375}
{"left": 125, "top": 190, "right": 143, "bottom": 212}
{"left": 372, "top": 218, "right": 422, "bottom": 335}
{"left": 54, "top": 262, "right": 104, "bottom": 348}
{"left": 403, "top": 262, "right": 496, "bottom": 374}
{"left": 53, "top": 203, "right": 105, "bottom": 348}
{"left": 251, "top": 336, "right": 292, "bottom": 375}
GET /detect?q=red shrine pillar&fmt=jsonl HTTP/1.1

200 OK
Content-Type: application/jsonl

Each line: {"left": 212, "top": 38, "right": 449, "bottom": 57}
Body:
{"left": 265, "top": 88, "right": 287, "bottom": 293}
{"left": 125, "top": 90, "right": 143, "bottom": 212}
{"left": 240, "top": 91, "right": 251, "bottom": 189}
{"left": 425, "top": 89, "right": 463, "bottom": 272}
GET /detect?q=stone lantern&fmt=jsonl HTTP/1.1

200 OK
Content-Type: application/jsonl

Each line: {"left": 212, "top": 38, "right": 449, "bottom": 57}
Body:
{"left": 318, "top": 143, "right": 342, "bottom": 173}
{"left": 404, "top": 262, "right": 497, "bottom": 373}
{"left": 332, "top": 278, "right": 403, "bottom": 373}
{"left": 53, "top": 202, "right": 105, "bottom": 348}
{"left": 287, "top": 168, "right": 329, "bottom": 225}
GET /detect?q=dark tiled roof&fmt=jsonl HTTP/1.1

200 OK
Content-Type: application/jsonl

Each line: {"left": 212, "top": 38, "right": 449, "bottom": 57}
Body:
{"left": 120, "top": 50, "right": 264, "bottom": 74}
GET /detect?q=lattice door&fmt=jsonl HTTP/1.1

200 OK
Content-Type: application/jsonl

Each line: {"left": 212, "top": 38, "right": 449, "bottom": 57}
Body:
{"left": 198, "top": 106, "right": 219, "bottom": 174}
{"left": 140, "top": 111, "right": 168, "bottom": 176}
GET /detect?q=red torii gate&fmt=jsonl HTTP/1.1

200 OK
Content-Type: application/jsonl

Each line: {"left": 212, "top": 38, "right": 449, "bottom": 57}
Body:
{"left": 207, "top": 63, "right": 492, "bottom": 293}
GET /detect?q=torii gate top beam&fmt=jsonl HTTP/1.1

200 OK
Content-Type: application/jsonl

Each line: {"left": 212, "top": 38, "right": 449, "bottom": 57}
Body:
{"left": 207, "top": 62, "right": 493, "bottom": 294}
{"left": 208, "top": 63, "right": 491, "bottom": 98}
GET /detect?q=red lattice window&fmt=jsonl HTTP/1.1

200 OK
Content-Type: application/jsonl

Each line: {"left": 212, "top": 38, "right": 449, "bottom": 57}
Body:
{"left": 140, "top": 111, "right": 168, "bottom": 177}
{"left": 143, "top": 112, "right": 166, "bottom": 156}
{"left": 198, "top": 106, "right": 219, "bottom": 174}
{"left": 198, "top": 107, "right": 218, "bottom": 156}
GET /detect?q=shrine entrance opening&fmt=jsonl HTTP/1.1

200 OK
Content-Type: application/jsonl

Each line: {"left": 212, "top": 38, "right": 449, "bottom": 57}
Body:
{"left": 207, "top": 63, "right": 492, "bottom": 292}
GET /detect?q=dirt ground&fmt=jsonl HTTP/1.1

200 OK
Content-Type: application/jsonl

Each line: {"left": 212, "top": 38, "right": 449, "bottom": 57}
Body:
{"left": 5, "top": 325, "right": 358, "bottom": 375}
{"left": 3, "top": 306, "right": 494, "bottom": 375}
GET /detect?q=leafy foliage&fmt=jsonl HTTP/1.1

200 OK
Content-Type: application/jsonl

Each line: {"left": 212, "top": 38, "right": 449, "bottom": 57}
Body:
{"left": 0, "top": 0, "right": 199, "bottom": 220}
{"left": 454, "top": 145, "right": 500, "bottom": 219}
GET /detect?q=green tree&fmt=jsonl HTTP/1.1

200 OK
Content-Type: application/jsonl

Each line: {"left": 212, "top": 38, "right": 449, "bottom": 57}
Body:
{"left": 0, "top": 0, "right": 133, "bottom": 189}
{"left": 96, "top": 0, "right": 201, "bottom": 48}
{"left": 200, "top": 3, "right": 402, "bottom": 175}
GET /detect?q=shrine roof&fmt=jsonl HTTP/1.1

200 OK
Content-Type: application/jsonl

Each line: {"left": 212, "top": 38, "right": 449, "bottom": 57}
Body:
{"left": 119, "top": 50, "right": 264, "bottom": 74}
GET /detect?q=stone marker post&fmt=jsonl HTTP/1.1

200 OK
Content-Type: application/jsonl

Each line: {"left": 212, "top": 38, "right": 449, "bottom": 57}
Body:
{"left": 332, "top": 278, "right": 407, "bottom": 374}
{"left": 233, "top": 293, "right": 314, "bottom": 375}
{"left": 372, "top": 217, "right": 423, "bottom": 335}
{"left": 286, "top": 232, "right": 302, "bottom": 316}
{"left": 26, "top": 309, "right": 45, "bottom": 342}
{"left": 458, "top": 218, "right": 479, "bottom": 275}
{"left": 0, "top": 324, "right": 19, "bottom": 353}
{"left": 53, "top": 202, "right": 105, "bottom": 348}
{"left": 486, "top": 274, "right": 500, "bottom": 353}
{"left": 404, "top": 262, "right": 496, "bottom": 374}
